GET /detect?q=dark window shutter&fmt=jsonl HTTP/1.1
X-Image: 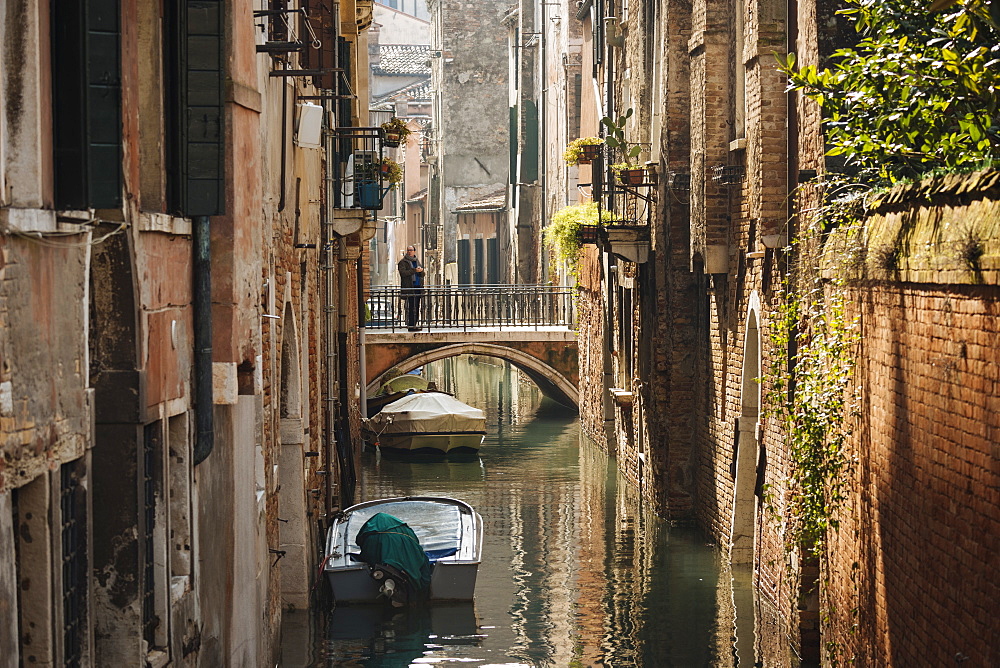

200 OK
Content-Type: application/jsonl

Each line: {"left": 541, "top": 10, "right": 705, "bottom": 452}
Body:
{"left": 487, "top": 237, "right": 499, "bottom": 283}
{"left": 337, "top": 37, "right": 352, "bottom": 126}
{"left": 508, "top": 105, "right": 517, "bottom": 185}
{"left": 522, "top": 101, "right": 539, "bottom": 182}
{"left": 52, "top": 0, "right": 123, "bottom": 210}
{"left": 457, "top": 239, "right": 471, "bottom": 285}
{"left": 473, "top": 238, "right": 484, "bottom": 284}
{"left": 167, "top": 0, "right": 225, "bottom": 217}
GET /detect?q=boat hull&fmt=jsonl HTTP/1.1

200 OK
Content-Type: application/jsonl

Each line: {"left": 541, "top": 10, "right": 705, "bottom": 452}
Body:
{"left": 326, "top": 560, "right": 480, "bottom": 602}
{"left": 376, "top": 432, "right": 485, "bottom": 454}
{"left": 323, "top": 496, "right": 483, "bottom": 604}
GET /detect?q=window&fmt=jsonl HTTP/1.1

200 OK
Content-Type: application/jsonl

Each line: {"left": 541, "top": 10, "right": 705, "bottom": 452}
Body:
{"left": 165, "top": 0, "right": 225, "bottom": 217}
{"left": 142, "top": 422, "right": 168, "bottom": 652}
{"left": 61, "top": 460, "right": 88, "bottom": 666}
{"left": 51, "top": 0, "right": 123, "bottom": 209}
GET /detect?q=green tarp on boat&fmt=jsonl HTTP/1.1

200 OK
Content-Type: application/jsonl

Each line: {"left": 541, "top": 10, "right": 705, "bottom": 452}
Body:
{"left": 356, "top": 512, "right": 432, "bottom": 591}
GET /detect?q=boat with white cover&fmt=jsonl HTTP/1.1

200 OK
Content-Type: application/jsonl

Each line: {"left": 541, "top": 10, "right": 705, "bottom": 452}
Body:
{"left": 366, "top": 392, "right": 487, "bottom": 454}
{"left": 323, "top": 496, "right": 483, "bottom": 605}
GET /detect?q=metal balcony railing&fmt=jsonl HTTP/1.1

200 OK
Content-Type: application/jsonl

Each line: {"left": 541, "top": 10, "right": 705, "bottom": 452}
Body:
{"left": 365, "top": 284, "right": 576, "bottom": 331}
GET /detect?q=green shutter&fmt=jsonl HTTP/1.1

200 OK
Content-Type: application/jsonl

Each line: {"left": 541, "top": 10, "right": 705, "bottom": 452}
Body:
{"left": 473, "top": 238, "right": 484, "bottom": 284}
{"left": 52, "top": 0, "right": 123, "bottom": 209}
{"left": 522, "top": 100, "right": 539, "bottom": 182}
{"left": 168, "top": 0, "right": 224, "bottom": 216}
{"left": 458, "top": 239, "right": 471, "bottom": 284}
{"left": 487, "top": 237, "right": 499, "bottom": 283}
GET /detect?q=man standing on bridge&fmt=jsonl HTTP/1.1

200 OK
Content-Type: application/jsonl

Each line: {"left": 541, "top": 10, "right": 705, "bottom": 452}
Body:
{"left": 398, "top": 245, "right": 425, "bottom": 331}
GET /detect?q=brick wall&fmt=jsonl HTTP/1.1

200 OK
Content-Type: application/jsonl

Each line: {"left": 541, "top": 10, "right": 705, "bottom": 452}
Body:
{"left": 819, "top": 181, "right": 1000, "bottom": 666}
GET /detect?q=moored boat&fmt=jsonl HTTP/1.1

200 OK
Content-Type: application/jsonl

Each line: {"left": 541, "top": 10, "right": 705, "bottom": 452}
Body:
{"left": 366, "top": 391, "right": 487, "bottom": 454}
{"left": 323, "top": 496, "right": 483, "bottom": 606}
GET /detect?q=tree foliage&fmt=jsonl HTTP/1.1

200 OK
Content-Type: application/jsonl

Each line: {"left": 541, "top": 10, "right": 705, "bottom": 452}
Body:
{"left": 780, "top": 0, "right": 1000, "bottom": 182}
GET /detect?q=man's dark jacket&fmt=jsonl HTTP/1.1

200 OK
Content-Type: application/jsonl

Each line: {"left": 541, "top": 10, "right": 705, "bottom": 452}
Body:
{"left": 398, "top": 256, "right": 423, "bottom": 289}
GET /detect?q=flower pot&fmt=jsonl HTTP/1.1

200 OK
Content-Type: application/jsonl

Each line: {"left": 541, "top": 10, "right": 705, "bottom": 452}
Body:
{"left": 383, "top": 132, "right": 401, "bottom": 148}
{"left": 618, "top": 168, "right": 646, "bottom": 186}
{"left": 577, "top": 225, "right": 600, "bottom": 244}
{"left": 579, "top": 144, "right": 602, "bottom": 163}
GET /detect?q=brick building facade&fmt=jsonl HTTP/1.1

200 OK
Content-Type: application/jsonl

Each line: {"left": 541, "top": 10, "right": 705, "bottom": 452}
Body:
{"left": 558, "top": 0, "right": 998, "bottom": 664}
{"left": 0, "top": 0, "right": 372, "bottom": 665}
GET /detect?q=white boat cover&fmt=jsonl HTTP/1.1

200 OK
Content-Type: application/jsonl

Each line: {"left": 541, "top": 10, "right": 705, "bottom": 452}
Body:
{"left": 343, "top": 499, "right": 463, "bottom": 557}
{"left": 370, "top": 392, "right": 486, "bottom": 434}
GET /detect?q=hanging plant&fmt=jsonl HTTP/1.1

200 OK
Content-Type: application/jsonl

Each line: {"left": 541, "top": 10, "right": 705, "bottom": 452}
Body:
{"left": 562, "top": 137, "right": 604, "bottom": 166}
{"left": 380, "top": 117, "right": 412, "bottom": 147}
{"left": 543, "top": 202, "right": 611, "bottom": 276}
{"left": 378, "top": 157, "right": 403, "bottom": 185}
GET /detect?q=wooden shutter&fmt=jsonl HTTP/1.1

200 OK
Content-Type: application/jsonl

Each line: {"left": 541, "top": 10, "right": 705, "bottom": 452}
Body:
{"left": 487, "top": 236, "right": 499, "bottom": 284}
{"left": 457, "top": 239, "right": 471, "bottom": 285}
{"left": 167, "top": 0, "right": 225, "bottom": 216}
{"left": 473, "top": 238, "right": 484, "bottom": 284}
{"left": 52, "top": 0, "right": 123, "bottom": 209}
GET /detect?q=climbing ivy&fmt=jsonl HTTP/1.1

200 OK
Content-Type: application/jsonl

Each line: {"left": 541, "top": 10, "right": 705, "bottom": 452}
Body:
{"left": 764, "top": 183, "right": 864, "bottom": 560}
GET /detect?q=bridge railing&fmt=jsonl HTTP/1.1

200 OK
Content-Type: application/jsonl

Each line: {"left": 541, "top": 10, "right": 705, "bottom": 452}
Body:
{"left": 366, "top": 284, "right": 576, "bottom": 331}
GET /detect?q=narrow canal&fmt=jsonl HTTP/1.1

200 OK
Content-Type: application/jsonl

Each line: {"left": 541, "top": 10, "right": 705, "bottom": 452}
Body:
{"left": 281, "top": 355, "right": 743, "bottom": 666}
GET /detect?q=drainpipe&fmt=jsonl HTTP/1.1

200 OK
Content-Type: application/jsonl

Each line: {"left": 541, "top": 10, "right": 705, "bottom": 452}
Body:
{"left": 193, "top": 215, "right": 214, "bottom": 464}
{"left": 279, "top": 60, "right": 289, "bottom": 212}
{"left": 357, "top": 254, "right": 367, "bottom": 417}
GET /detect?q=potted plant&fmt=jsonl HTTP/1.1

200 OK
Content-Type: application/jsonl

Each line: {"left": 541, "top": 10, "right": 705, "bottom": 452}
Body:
{"left": 378, "top": 157, "right": 403, "bottom": 185}
{"left": 562, "top": 137, "right": 604, "bottom": 166}
{"left": 380, "top": 117, "right": 411, "bottom": 148}
{"left": 542, "top": 202, "right": 611, "bottom": 276}
{"left": 612, "top": 162, "right": 647, "bottom": 186}
{"left": 602, "top": 108, "right": 643, "bottom": 179}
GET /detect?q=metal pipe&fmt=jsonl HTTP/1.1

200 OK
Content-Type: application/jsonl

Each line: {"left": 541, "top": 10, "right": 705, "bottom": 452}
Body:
{"left": 279, "top": 60, "right": 288, "bottom": 212}
{"left": 357, "top": 255, "right": 367, "bottom": 417}
{"left": 193, "top": 215, "right": 214, "bottom": 464}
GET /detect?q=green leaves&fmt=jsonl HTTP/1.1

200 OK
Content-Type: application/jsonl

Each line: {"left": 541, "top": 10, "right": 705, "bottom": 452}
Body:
{"left": 542, "top": 202, "right": 611, "bottom": 277}
{"left": 600, "top": 108, "right": 643, "bottom": 164}
{"left": 781, "top": 0, "right": 1000, "bottom": 183}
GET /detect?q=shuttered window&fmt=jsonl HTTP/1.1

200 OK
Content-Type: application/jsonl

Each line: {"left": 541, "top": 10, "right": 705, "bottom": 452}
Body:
{"left": 487, "top": 237, "right": 499, "bottom": 284}
{"left": 166, "top": 0, "right": 225, "bottom": 217}
{"left": 473, "top": 238, "right": 485, "bottom": 285}
{"left": 52, "top": 0, "right": 123, "bottom": 209}
{"left": 457, "top": 239, "right": 471, "bottom": 285}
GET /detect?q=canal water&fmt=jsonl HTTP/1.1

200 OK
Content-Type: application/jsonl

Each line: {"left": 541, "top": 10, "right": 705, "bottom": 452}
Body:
{"left": 281, "top": 356, "right": 742, "bottom": 667}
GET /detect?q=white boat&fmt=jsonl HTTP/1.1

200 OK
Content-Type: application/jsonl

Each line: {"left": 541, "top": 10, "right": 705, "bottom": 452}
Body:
{"left": 366, "top": 392, "right": 487, "bottom": 454}
{"left": 323, "top": 496, "right": 483, "bottom": 606}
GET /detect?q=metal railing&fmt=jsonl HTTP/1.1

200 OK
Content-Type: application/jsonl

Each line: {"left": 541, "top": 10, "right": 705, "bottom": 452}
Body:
{"left": 365, "top": 284, "right": 576, "bottom": 331}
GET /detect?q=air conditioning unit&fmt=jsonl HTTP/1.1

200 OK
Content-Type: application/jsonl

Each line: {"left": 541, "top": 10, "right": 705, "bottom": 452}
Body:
{"left": 295, "top": 103, "right": 323, "bottom": 148}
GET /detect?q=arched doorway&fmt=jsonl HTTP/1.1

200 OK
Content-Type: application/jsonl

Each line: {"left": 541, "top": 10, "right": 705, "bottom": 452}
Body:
{"left": 731, "top": 304, "right": 761, "bottom": 564}
{"left": 277, "top": 302, "right": 309, "bottom": 609}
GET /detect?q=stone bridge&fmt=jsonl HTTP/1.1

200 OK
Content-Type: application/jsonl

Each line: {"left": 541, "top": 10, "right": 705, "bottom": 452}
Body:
{"left": 364, "top": 328, "right": 579, "bottom": 408}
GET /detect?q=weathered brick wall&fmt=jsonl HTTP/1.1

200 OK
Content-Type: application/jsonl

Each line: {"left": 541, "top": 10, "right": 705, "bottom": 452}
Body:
{"left": 819, "top": 180, "right": 1000, "bottom": 667}
{"left": 576, "top": 246, "right": 610, "bottom": 449}
{"left": 0, "top": 239, "right": 91, "bottom": 493}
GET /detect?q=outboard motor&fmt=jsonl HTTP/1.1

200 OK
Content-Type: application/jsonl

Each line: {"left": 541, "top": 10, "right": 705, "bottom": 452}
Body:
{"left": 355, "top": 512, "right": 432, "bottom": 607}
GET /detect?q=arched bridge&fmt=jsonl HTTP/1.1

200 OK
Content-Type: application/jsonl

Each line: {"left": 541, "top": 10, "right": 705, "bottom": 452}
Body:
{"left": 364, "top": 285, "right": 579, "bottom": 408}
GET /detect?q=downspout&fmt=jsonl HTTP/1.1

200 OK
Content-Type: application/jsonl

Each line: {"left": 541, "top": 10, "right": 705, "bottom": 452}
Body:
{"left": 279, "top": 60, "right": 289, "bottom": 212}
{"left": 322, "top": 92, "right": 337, "bottom": 517}
{"left": 357, "top": 254, "right": 367, "bottom": 417}
{"left": 337, "top": 238, "right": 355, "bottom": 505}
{"left": 539, "top": 2, "right": 546, "bottom": 281}
{"left": 193, "top": 215, "right": 214, "bottom": 464}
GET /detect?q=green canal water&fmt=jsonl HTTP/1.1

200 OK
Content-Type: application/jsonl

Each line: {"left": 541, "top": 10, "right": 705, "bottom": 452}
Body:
{"left": 281, "top": 356, "right": 750, "bottom": 667}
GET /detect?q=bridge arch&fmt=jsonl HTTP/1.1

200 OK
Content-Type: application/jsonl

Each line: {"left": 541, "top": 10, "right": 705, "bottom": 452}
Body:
{"left": 367, "top": 342, "right": 579, "bottom": 409}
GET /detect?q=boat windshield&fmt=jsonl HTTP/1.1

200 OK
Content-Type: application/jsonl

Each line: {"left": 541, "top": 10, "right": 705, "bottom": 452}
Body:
{"left": 345, "top": 501, "right": 463, "bottom": 556}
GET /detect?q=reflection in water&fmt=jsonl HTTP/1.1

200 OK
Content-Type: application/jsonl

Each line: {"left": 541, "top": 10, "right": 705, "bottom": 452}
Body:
{"left": 283, "top": 356, "right": 746, "bottom": 666}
